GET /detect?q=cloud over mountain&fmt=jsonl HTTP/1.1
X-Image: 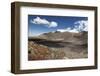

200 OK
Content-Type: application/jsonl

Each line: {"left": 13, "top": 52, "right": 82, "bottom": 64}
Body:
{"left": 74, "top": 20, "right": 88, "bottom": 32}
{"left": 57, "top": 20, "right": 88, "bottom": 33}
{"left": 31, "top": 17, "right": 58, "bottom": 28}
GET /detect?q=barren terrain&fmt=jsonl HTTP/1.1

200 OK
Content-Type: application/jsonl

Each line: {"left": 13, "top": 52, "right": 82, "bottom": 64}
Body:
{"left": 28, "top": 31, "right": 88, "bottom": 60}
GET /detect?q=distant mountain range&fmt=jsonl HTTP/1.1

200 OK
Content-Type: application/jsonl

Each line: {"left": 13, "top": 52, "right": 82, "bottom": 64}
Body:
{"left": 31, "top": 31, "right": 87, "bottom": 45}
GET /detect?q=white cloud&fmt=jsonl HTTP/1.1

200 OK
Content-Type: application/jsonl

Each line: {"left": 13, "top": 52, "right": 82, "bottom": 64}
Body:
{"left": 31, "top": 17, "right": 49, "bottom": 25}
{"left": 57, "top": 28, "right": 79, "bottom": 33}
{"left": 49, "top": 21, "right": 58, "bottom": 27}
{"left": 74, "top": 20, "right": 88, "bottom": 32}
{"left": 57, "top": 28, "right": 70, "bottom": 32}
{"left": 69, "top": 28, "right": 79, "bottom": 33}
{"left": 31, "top": 17, "right": 58, "bottom": 28}
{"left": 57, "top": 20, "right": 88, "bottom": 33}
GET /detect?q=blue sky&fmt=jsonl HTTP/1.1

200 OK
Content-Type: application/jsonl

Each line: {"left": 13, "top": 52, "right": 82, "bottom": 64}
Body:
{"left": 28, "top": 15, "right": 88, "bottom": 37}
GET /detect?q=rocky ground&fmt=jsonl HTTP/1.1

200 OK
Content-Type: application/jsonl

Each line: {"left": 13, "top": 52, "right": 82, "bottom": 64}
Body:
{"left": 28, "top": 31, "right": 88, "bottom": 60}
{"left": 28, "top": 40, "right": 87, "bottom": 60}
{"left": 28, "top": 41, "right": 66, "bottom": 60}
